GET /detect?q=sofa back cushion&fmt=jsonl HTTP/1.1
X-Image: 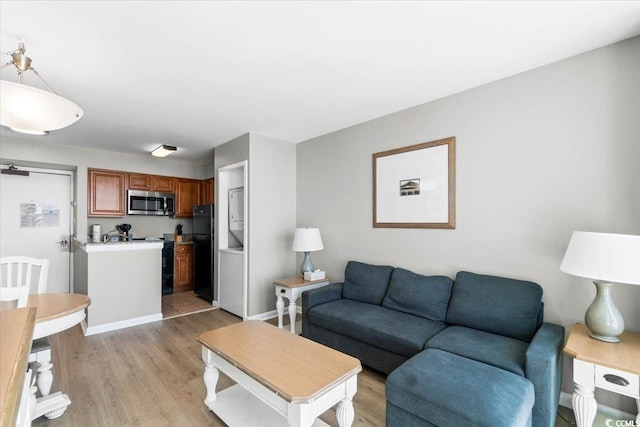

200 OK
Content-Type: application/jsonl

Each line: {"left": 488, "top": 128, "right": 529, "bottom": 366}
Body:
{"left": 382, "top": 268, "right": 453, "bottom": 322}
{"left": 342, "top": 261, "right": 394, "bottom": 305}
{"left": 445, "top": 271, "right": 543, "bottom": 341}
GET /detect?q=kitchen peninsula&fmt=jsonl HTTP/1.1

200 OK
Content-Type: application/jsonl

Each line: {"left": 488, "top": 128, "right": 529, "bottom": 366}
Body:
{"left": 73, "top": 238, "right": 163, "bottom": 335}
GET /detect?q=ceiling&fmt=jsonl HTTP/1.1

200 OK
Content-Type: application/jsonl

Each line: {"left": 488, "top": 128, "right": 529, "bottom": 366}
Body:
{"left": 1, "top": 1, "right": 639, "bottom": 163}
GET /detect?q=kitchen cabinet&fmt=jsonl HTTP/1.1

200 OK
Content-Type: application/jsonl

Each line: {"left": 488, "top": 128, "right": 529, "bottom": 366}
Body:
{"left": 173, "top": 243, "right": 193, "bottom": 292}
{"left": 89, "top": 168, "right": 209, "bottom": 218}
{"left": 127, "top": 173, "right": 175, "bottom": 192}
{"left": 201, "top": 178, "right": 215, "bottom": 204}
{"left": 88, "top": 168, "right": 126, "bottom": 217}
{"left": 175, "top": 178, "right": 202, "bottom": 217}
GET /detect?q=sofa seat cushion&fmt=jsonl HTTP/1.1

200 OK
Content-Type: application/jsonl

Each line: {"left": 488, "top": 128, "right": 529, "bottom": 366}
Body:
{"left": 386, "top": 349, "right": 534, "bottom": 427}
{"left": 425, "top": 326, "right": 529, "bottom": 376}
{"left": 307, "top": 299, "right": 447, "bottom": 357}
{"left": 342, "top": 261, "right": 395, "bottom": 305}
{"left": 382, "top": 268, "right": 453, "bottom": 322}
{"left": 446, "top": 271, "right": 543, "bottom": 342}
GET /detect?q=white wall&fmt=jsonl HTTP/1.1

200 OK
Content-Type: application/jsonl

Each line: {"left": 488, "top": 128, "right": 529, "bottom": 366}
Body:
{"left": 297, "top": 36, "right": 640, "bottom": 413}
{"left": 0, "top": 138, "right": 211, "bottom": 238}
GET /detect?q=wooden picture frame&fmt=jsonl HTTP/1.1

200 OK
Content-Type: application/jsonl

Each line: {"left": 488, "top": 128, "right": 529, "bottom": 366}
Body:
{"left": 373, "top": 137, "right": 455, "bottom": 229}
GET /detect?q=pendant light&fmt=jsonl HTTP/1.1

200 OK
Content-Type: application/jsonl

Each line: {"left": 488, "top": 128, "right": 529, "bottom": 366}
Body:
{"left": 0, "top": 43, "right": 83, "bottom": 134}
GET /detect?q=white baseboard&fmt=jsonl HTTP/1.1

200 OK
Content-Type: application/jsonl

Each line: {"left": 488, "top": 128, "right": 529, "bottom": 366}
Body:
{"left": 83, "top": 313, "right": 163, "bottom": 336}
{"left": 248, "top": 307, "right": 303, "bottom": 322}
{"left": 559, "top": 391, "right": 636, "bottom": 420}
{"left": 247, "top": 310, "right": 278, "bottom": 321}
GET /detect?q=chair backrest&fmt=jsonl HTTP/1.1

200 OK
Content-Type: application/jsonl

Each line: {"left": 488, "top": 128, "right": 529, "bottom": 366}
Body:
{"left": 0, "top": 256, "right": 50, "bottom": 295}
{"left": 0, "top": 283, "right": 30, "bottom": 307}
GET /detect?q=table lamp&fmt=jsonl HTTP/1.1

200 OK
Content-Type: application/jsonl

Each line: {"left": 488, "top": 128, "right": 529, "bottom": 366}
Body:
{"left": 560, "top": 231, "right": 640, "bottom": 343}
{"left": 292, "top": 227, "right": 324, "bottom": 275}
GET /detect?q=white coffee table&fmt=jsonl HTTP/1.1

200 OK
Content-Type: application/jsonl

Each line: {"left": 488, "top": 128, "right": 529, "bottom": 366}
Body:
{"left": 198, "top": 320, "right": 361, "bottom": 427}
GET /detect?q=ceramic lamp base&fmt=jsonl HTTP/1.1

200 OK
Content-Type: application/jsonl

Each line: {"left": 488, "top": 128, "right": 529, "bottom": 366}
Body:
{"left": 585, "top": 281, "right": 624, "bottom": 343}
{"left": 300, "top": 252, "right": 314, "bottom": 276}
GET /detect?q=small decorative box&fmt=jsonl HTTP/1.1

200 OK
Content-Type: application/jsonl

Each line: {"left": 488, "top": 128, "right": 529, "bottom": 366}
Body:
{"left": 304, "top": 270, "right": 326, "bottom": 281}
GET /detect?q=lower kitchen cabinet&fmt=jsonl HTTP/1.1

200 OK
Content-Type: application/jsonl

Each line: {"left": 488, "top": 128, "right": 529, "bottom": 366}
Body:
{"left": 174, "top": 243, "right": 193, "bottom": 292}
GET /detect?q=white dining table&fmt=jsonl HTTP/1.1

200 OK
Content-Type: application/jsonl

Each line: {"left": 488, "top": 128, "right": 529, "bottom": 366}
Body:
{"left": 24, "top": 293, "right": 91, "bottom": 420}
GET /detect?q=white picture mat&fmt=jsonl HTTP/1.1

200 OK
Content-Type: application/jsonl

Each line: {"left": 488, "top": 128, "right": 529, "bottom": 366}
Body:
{"left": 376, "top": 144, "right": 449, "bottom": 223}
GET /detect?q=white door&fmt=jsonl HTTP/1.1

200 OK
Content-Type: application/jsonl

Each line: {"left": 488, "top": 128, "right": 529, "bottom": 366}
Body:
{"left": 219, "top": 250, "right": 244, "bottom": 317}
{"left": 0, "top": 166, "right": 73, "bottom": 294}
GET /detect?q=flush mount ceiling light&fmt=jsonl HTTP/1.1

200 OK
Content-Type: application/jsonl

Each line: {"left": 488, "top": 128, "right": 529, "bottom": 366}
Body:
{"left": 0, "top": 43, "right": 83, "bottom": 134}
{"left": 151, "top": 145, "right": 178, "bottom": 157}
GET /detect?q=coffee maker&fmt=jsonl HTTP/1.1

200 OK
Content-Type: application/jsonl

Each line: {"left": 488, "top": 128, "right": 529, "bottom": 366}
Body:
{"left": 117, "top": 224, "right": 132, "bottom": 240}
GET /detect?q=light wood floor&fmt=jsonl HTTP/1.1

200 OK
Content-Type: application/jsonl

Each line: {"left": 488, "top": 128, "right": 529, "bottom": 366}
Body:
{"left": 31, "top": 307, "right": 595, "bottom": 427}
{"left": 32, "top": 308, "right": 386, "bottom": 427}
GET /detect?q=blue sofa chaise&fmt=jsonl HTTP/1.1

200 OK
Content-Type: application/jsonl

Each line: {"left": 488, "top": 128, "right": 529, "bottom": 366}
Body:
{"left": 301, "top": 261, "right": 565, "bottom": 427}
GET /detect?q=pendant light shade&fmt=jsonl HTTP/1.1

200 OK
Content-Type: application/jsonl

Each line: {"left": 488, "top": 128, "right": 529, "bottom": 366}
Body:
{"left": 0, "top": 43, "right": 83, "bottom": 134}
{"left": 1, "top": 80, "right": 83, "bottom": 132}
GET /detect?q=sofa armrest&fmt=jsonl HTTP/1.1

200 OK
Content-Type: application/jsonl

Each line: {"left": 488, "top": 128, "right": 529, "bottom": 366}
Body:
{"left": 301, "top": 283, "right": 343, "bottom": 337}
{"left": 525, "top": 322, "right": 565, "bottom": 427}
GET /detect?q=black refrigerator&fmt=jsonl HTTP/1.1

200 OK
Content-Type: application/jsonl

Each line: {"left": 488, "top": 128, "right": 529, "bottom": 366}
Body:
{"left": 193, "top": 204, "right": 215, "bottom": 302}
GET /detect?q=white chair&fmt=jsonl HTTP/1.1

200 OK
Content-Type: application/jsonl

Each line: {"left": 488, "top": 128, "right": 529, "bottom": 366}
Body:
{"left": 0, "top": 257, "right": 54, "bottom": 398}
{"left": 0, "top": 256, "right": 49, "bottom": 294}
{"left": 0, "top": 281, "right": 30, "bottom": 306}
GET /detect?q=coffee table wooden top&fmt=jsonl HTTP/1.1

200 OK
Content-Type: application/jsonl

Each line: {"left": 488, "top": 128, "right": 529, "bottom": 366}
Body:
{"left": 198, "top": 320, "right": 361, "bottom": 404}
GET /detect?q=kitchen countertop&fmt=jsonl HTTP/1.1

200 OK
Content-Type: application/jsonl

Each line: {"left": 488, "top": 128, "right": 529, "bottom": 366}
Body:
{"left": 73, "top": 237, "right": 163, "bottom": 253}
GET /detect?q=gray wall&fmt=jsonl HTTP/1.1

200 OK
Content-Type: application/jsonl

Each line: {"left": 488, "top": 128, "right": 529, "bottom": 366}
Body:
{"left": 297, "top": 36, "right": 640, "bottom": 413}
{"left": 214, "top": 132, "right": 297, "bottom": 317}
{"left": 83, "top": 248, "right": 162, "bottom": 328}
{"left": 214, "top": 133, "right": 250, "bottom": 304}
{"left": 248, "top": 133, "right": 297, "bottom": 316}
{"left": 0, "top": 138, "right": 212, "bottom": 238}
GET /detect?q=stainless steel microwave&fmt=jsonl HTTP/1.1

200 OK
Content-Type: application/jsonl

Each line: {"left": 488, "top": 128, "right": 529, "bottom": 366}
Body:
{"left": 127, "top": 190, "right": 175, "bottom": 216}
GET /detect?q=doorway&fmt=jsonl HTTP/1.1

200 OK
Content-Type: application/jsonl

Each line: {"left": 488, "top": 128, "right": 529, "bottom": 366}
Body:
{"left": 0, "top": 165, "right": 74, "bottom": 293}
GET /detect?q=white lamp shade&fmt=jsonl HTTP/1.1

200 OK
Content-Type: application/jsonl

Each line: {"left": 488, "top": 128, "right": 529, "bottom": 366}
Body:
{"left": 292, "top": 228, "right": 323, "bottom": 252}
{"left": 560, "top": 231, "right": 640, "bottom": 285}
{"left": 1, "top": 80, "right": 83, "bottom": 132}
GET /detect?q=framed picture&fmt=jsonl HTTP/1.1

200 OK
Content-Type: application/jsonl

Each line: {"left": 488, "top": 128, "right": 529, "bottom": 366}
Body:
{"left": 373, "top": 137, "right": 455, "bottom": 229}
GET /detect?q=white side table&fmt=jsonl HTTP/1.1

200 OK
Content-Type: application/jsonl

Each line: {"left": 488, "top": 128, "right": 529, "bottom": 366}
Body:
{"left": 563, "top": 323, "right": 640, "bottom": 427}
{"left": 274, "top": 276, "right": 330, "bottom": 334}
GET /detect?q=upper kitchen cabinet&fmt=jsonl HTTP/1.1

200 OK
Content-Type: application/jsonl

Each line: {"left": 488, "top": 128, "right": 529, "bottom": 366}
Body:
{"left": 128, "top": 173, "right": 175, "bottom": 193}
{"left": 201, "top": 178, "right": 215, "bottom": 204}
{"left": 175, "top": 178, "right": 202, "bottom": 217}
{"left": 88, "top": 168, "right": 126, "bottom": 217}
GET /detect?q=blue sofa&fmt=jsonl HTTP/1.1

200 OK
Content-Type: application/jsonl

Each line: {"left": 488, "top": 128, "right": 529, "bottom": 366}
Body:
{"left": 301, "top": 261, "right": 564, "bottom": 427}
